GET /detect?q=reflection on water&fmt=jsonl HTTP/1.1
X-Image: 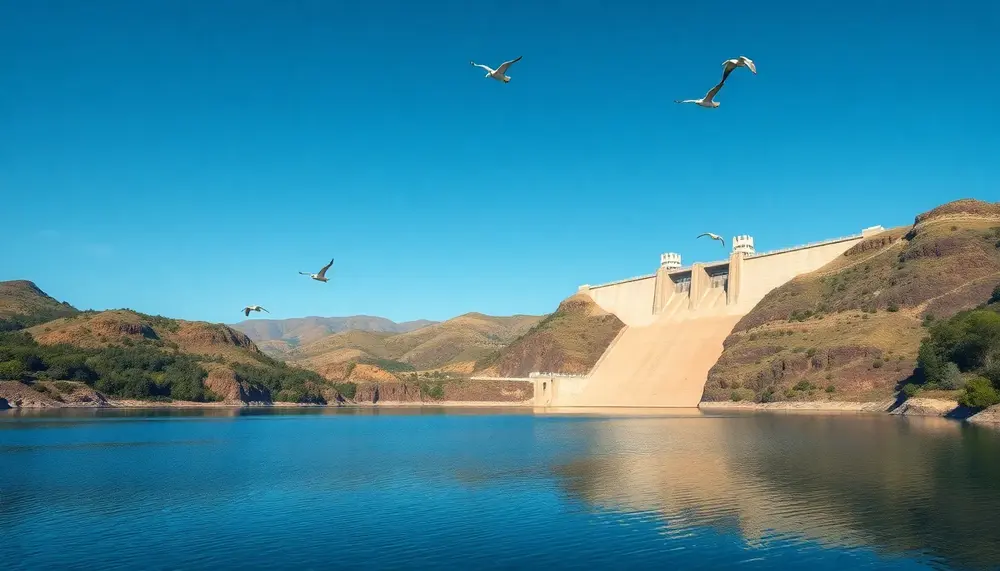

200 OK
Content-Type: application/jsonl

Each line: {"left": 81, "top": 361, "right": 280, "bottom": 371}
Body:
{"left": 2, "top": 408, "right": 999, "bottom": 570}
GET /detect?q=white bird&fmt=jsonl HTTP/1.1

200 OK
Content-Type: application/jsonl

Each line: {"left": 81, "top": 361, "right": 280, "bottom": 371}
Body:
{"left": 299, "top": 258, "right": 334, "bottom": 283}
{"left": 697, "top": 232, "right": 726, "bottom": 247}
{"left": 242, "top": 305, "right": 269, "bottom": 317}
{"left": 674, "top": 80, "right": 726, "bottom": 108}
{"left": 470, "top": 56, "right": 523, "bottom": 83}
{"left": 721, "top": 56, "right": 756, "bottom": 83}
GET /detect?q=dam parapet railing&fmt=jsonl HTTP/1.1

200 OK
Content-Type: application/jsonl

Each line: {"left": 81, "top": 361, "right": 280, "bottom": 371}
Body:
{"left": 744, "top": 232, "right": 865, "bottom": 259}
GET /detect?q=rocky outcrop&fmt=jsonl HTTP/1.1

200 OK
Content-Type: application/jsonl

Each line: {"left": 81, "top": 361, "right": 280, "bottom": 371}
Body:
{"left": 889, "top": 398, "right": 964, "bottom": 417}
{"left": 353, "top": 381, "right": 424, "bottom": 403}
{"left": 0, "top": 380, "right": 110, "bottom": 408}
{"left": 174, "top": 323, "right": 261, "bottom": 354}
{"left": 968, "top": 405, "right": 1000, "bottom": 425}
{"left": 203, "top": 366, "right": 270, "bottom": 405}
{"left": 351, "top": 379, "right": 533, "bottom": 404}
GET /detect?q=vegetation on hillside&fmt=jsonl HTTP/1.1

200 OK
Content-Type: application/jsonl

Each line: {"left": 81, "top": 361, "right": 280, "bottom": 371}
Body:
{"left": 473, "top": 294, "right": 625, "bottom": 377}
{"left": 0, "top": 331, "right": 217, "bottom": 401}
{"left": 908, "top": 287, "right": 1000, "bottom": 408}
{"left": 703, "top": 199, "right": 1000, "bottom": 404}
{"left": 0, "top": 281, "right": 356, "bottom": 405}
{"left": 0, "top": 280, "right": 79, "bottom": 331}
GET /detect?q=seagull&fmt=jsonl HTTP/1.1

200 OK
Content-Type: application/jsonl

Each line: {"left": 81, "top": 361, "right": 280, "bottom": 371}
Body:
{"left": 674, "top": 80, "right": 726, "bottom": 108}
{"left": 697, "top": 233, "right": 726, "bottom": 247}
{"left": 299, "top": 258, "right": 334, "bottom": 283}
{"left": 721, "top": 56, "right": 756, "bottom": 83}
{"left": 242, "top": 305, "right": 269, "bottom": 317}
{"left": 470, "top": 56, "right": 523, "bottom": 83}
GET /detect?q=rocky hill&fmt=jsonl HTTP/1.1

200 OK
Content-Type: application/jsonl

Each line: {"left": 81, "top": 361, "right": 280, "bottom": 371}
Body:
{"left": 473, "top": 293, "right": 626, "bottom": 377}
{"left": 703, "top": 199, "right": 1000, "bottom": 404}
{"left": 229, "top": 315, "right": 437, "bottom": 357}
{"left": 0, "top": 281, "right": 355, "bottom": 407}
{"left": 0, "top": 280, "right": 79, "bottom": 330}
{"left": 285, "top": 312, "right": 543, "bottom": 380}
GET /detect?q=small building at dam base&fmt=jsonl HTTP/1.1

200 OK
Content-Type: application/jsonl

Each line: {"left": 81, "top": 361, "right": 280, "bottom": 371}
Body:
{"left": 534, "top": 225, "right": 886, "bottom": 408}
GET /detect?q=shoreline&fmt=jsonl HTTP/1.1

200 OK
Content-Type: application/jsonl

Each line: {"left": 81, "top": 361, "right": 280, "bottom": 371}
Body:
{"left": 5, "top": 394, "right": 999, "bottom": 425}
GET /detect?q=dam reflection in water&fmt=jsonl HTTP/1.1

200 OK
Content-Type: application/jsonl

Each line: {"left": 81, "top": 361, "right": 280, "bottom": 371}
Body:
{"left": 2, "top": 408, "right": 1000, "bottom": 570}
{"left": 551, "top": 412, "right": 1000, "bottom": 570}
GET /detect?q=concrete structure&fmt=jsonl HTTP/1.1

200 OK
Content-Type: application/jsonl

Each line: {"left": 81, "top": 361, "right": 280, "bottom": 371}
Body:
{"left": 537, "top": 225, "right": 885, "bottom": 408}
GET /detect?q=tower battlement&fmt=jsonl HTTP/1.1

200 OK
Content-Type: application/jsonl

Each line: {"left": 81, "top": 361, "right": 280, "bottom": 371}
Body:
{"left": 732, "top": 235, "right": 755, "bottom": 255}
{"left": 660, "top": 252, "right": 682, "bottom": 269}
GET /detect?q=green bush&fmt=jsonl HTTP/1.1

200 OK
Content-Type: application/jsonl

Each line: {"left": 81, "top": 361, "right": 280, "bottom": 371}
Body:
{"left": 419, "top": 381, "right": 445, "bottom": 400}
{"left": 940, "top": 362, "right": 965, "bottom": 390}
{"left": 958, "top": 377, "right": 1000, "bottom": 409}
{"left": 902, "top": 383, "right": 921, "bottom": 398}
{"left": 0, "top": 359, "right": 25, "bottom": 380}
{"left": 333, "top": 382, "right": 357, "bottom": 400}
{"left": 825, "top": 385, "right": 836, "bottom": 393}
{"left": 793, "top": 380, "right": 815, "bottom": 391}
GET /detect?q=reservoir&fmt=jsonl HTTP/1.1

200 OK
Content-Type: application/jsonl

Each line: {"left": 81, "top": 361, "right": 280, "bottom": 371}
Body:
{"left": 2, "top": 408, "right": 999, "bottom": 570}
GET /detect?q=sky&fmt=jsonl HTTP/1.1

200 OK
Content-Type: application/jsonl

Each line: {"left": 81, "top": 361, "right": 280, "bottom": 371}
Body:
{"left": 1, "top": 0, "right": 997, "bottom": 325}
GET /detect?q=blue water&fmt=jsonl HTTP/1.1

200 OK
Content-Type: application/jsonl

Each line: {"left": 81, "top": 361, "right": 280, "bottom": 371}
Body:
{"left": 2, "top": 407, "right": 1000, "bottom": 570}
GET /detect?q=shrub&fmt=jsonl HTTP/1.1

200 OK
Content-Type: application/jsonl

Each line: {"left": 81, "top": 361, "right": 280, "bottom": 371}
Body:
{"left": 333, "top": 382, "right": 357, "bottom": 400}
{"left": 825, "top": 385, "right": 836, "bottom": 393}
{"left": 939, "top": 362, "right": 965, "bottom": 390}
{"left": 872, "top": 359, "right": 883, "bottom": 369}
{"left": 0, "top": 359, "right": 25, "bottom": 380}
{"left": 730, "top": 388, "right": 754, "bottom": 402}
{"left": 991, "top": 284, "right": 1000, "bottom": 305}
{"left": 958, "top": 377, "right": 1000, "bottom": 409}
{"left": 793, "top": 380, "right": 815, "bottom": 391}
{"left": 902, "top": 383, "right": 921, "bottom": 398}
{"left": 887, "top": 304, "right": 900, "bottom": 312}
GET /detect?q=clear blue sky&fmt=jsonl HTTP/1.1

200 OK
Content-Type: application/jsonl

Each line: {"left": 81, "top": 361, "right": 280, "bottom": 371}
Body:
{"left": 2, "top": 0, "right": 997, "bottom": 325}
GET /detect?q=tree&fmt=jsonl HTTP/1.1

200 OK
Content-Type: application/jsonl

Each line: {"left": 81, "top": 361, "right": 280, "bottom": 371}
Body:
{"left": 959, "top": 377, "right": 1000, "bottom": 409}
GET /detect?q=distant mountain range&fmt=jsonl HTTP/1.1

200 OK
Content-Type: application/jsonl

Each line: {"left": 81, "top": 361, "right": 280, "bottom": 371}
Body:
{"left": 228, "top": 316, "right": 439, "bottom": 356}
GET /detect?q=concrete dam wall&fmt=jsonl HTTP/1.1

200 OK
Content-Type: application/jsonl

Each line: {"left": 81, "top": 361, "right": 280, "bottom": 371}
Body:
{"left": 537, "top": 226, "right": 886, "bottom": 408}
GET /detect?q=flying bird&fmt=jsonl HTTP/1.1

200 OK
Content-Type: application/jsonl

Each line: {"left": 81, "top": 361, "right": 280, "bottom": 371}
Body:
{"left": 675, "top": 80, "right": 726, "bottom": 108}
{"left": 299, "top": 258, "right": 334, "bottom": 283}
{"left": 470, "top": 56, "right": 523, "bottom": 83}
{"left": 242, "top": 305, "right": 269, "bottom": 317}
{"left": 697, "top": 233, "right": 726, "bottom": 247}
{"left": 721, "top": 56, "right": 756, "bottom": 82}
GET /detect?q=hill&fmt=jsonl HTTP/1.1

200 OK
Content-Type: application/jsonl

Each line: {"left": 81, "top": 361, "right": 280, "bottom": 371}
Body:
{"left": 229, "top": 315, "right": 437, "bottom": 357}
{"left": 703, "top": 198, "right": 1000, "bottom": 404}
{"left": 0, "top": 281, "right": 355, "bottom": 407}
{"left": 0, "top": 280, "right": 79, "bottom": 331}
{"left": 286, "top": 312, "right": 544, "bottom": 379}
{"left": 473, "top": 293, "right": 626, "bottom": 377}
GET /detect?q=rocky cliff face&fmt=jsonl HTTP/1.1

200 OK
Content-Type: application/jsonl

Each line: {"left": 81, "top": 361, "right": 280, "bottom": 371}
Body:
{"left": 350, "top": 379, "right": 533, "bottom": 404}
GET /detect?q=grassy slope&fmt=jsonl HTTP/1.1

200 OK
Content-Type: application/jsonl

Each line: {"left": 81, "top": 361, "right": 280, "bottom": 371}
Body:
{"left": 473, "top": 293, "right": 626, "bottom": 377}
{"left": 704, "top": 199, "right": 1000, "bottom": 403}
{"left": 287, "top": 312, "right": 544, "bottom": 379}
{"left": 0, "top": 280, "right": 79, "bottom": 327}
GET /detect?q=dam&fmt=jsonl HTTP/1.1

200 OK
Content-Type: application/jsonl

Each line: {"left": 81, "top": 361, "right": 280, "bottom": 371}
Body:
{"left": 533, "top": 225, "right": 887, "bottom": 408}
